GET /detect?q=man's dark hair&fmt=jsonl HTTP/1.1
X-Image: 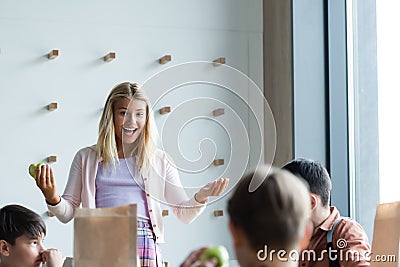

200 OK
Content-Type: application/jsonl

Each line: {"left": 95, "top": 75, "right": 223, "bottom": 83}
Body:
{"left": 282, "top": 158, "right": 332, "bottom": 207}
{"left": 0, "top": 204, "right": 46, "bottom": 245}
{"left": 227, "top": 166, "right": 310, "bottom": 251}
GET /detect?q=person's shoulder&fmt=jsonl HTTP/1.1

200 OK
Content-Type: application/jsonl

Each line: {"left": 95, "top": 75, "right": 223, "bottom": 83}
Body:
{"left": 76, "top": 145, "right": 96, "bottom": 153}
{"left": 336, "top": 215, "right": 368, "bottom": 238}
{"left": 152, "top": 148, "right": 167, "bottom": 160}
{"left": 74, "top": 145, "right": 98, "bottom": 158}
{"left": 151, "top": 149, "right": 177, "bottom": 166}
{"left": 339, "top": 216, "right": 363, "bottom": 227}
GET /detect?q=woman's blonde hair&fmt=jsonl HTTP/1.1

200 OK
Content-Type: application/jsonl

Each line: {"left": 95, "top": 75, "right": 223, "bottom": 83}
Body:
{"left": 97, "top": 82, "right": 158, "bottom": 174}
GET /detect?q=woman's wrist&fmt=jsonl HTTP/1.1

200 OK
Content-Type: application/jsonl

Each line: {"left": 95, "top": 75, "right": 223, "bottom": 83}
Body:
{"left": 194, "top": 193, "right": 207, "bottom": 204}
{"left": 46, "top": 195, "right": 61, "bottom": 206}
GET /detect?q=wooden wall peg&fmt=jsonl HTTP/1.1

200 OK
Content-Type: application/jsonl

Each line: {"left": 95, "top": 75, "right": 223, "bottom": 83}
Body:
{"left": 159, "top": 55, "right": 172, "bottom": 64}
{"left": 47, "top": 102, "right": 58, "bottom": 111}
{"left": 214, "top": 210, "right": 224, "bottom": 217}
{"left": 159, "top": 106, "right": 171, "bottom": 114}
{"left": 47, "top": 211, "right": 55, "bottom": 217}
{"left": 212, "top": 108, "right": 224, "bottom": 116}
{"left": 213, "top": 159, "right": 224, "bottom": 166}
{"left": 104, "top": 52, "right": 116, "bottom": 62}
{"left": 213, "top": 57, "right": 225, "bottom": 66}
{"left": 162, "top": 210, "right": 169, "bottom": 216}
{"left": 47, "top": 156, "right": 57, "bottom": 163}
{"left": 47, "top": 50, "right": 59, "bottom": 60}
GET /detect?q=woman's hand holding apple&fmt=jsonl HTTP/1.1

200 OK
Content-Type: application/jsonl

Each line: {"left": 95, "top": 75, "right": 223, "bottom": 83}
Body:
{"left": 34, "top": 164, "right": 61, "bottom": 205}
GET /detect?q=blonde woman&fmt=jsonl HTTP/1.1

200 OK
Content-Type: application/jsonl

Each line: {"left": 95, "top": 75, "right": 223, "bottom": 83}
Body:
{"left": 35, "top": 82, "right": 229, "bottom": 267}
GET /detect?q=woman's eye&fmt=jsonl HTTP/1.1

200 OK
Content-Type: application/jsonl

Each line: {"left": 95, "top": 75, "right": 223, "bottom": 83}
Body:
{"left": 119, "top": 111, "right": 126, "bottom": 116}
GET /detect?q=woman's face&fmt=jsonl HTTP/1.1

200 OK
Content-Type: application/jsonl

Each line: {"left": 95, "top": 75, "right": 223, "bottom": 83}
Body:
{"left": 113, "top": 97, "right": 147, "bottom": 148}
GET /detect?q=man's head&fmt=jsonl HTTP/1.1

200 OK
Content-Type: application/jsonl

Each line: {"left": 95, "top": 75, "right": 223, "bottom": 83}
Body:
{"left": 282, "top": 158, "right": 332, "bottom": 208}
{"left": 227, "top": 166, "right": 311, "bottom": 265}
{"left": 0, "top": 205, "right": 47, "bottom": 267}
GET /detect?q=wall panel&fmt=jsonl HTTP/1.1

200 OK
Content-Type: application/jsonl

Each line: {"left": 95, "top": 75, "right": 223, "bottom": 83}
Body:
{"left": 0, "top": 1, "right": 263, "bottom": 266}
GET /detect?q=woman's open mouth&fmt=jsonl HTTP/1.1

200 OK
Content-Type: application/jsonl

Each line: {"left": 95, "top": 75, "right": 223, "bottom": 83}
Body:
{"left": 122, "top": 126, "right": 137, "bottom": 136}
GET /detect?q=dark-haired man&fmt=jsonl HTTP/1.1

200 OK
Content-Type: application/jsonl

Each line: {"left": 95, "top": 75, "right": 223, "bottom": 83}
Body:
{"left": 283, "top": 158, "right": 371, "bottom": 267}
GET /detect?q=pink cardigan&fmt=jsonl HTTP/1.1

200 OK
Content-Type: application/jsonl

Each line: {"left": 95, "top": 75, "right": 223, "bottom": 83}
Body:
{"left": 47, "top": 145, "right": 206, "bottom": 243}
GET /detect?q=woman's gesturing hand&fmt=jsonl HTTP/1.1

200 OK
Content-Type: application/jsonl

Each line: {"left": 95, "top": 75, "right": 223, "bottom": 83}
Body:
{"left": 195, "top": 178, "right": 229, "bottom": 203}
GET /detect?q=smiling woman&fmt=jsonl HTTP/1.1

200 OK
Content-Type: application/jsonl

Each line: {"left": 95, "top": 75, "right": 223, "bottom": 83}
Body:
{"left": 33, "top": 82, "right": 229, "bottom": 267}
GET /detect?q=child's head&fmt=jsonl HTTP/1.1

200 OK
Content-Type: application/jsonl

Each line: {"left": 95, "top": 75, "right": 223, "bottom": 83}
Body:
{"left": 97, "top": 82, "right": 158, "bottom": 172}
{"left": 0, "top": 204, "right": 46, "bottom": 267}
{"left": 227, "top": 166, "right": 311, "bottom": 265}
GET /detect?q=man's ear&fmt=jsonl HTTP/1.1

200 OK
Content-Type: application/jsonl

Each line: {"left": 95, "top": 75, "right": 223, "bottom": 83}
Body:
{"left": 0, "top": 240, "right": 10, "bottom": 257}
{"left": 310, "top": 194, "right": 318, "bottom": 211}
{"left": 300, "top": 220, "right": 313, "bottom": 250}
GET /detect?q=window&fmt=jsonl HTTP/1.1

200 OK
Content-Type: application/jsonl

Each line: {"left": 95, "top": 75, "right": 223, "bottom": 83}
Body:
{"left": 376, "top": 0, "right": 400, "bottom": 203}
{"left": 347, "top": 0, "right": 379, "bottom": 239}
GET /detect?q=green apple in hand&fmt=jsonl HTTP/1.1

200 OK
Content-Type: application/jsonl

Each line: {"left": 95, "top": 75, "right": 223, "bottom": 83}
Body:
{"left": 200, "top": 246, "right": 229, "bottom": 267}
{"left": 28, "top": 162, "right": 45, "bottom": 179}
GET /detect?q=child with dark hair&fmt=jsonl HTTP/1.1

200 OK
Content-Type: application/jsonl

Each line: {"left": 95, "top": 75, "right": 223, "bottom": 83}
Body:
{"left": 0, "top": 204, "right": 63, "bottom": 267}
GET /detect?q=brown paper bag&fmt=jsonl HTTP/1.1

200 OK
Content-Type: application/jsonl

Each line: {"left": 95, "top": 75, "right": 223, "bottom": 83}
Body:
{"left": 73, "top": 204, "right": 137, "bottom": 267}
{"left": 371, "top": 201, "right": 400, "bottom": 267}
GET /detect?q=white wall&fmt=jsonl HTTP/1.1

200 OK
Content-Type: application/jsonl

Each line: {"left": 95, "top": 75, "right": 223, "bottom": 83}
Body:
{"left": 0, "top": 1, "right": 264, "bottom": 266}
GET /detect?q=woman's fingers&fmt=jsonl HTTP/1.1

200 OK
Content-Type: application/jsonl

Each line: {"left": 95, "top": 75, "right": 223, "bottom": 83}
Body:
{"left": 219, "top": 178, "right": 229, "bottom": 194}
{"left": 34, "top": 164, "right": 58, "bottom": 201}
{"left": 210, "top": 178, "right": 229, "bottom": 196}
{"left": 196, "top": 178, "right": 230, "bottom": 202}
{"left": 215, "top": 178, "right": 226, "bottom": 195}
{"left": 46, "top": 165, "right": 52, "bottom": 186}
{"left": 35, "top": 165, "right": 44, "bottom": 190}
{"left": 36, "top": 165, "right": 47, "bottom": 187}
{"left": 210, "top": 180, "right": 221, "bottom": 196}
{"left": 50, "top": 167, "right": 55, "bottom": 186}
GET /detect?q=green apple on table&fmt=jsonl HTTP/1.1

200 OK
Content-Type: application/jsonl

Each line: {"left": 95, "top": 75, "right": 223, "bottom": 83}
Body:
{"left": 28, "top": 162, "right": 45, "bottom": 179}
{"left": 200, "top": 245, "right": 229, "bottom": 267}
